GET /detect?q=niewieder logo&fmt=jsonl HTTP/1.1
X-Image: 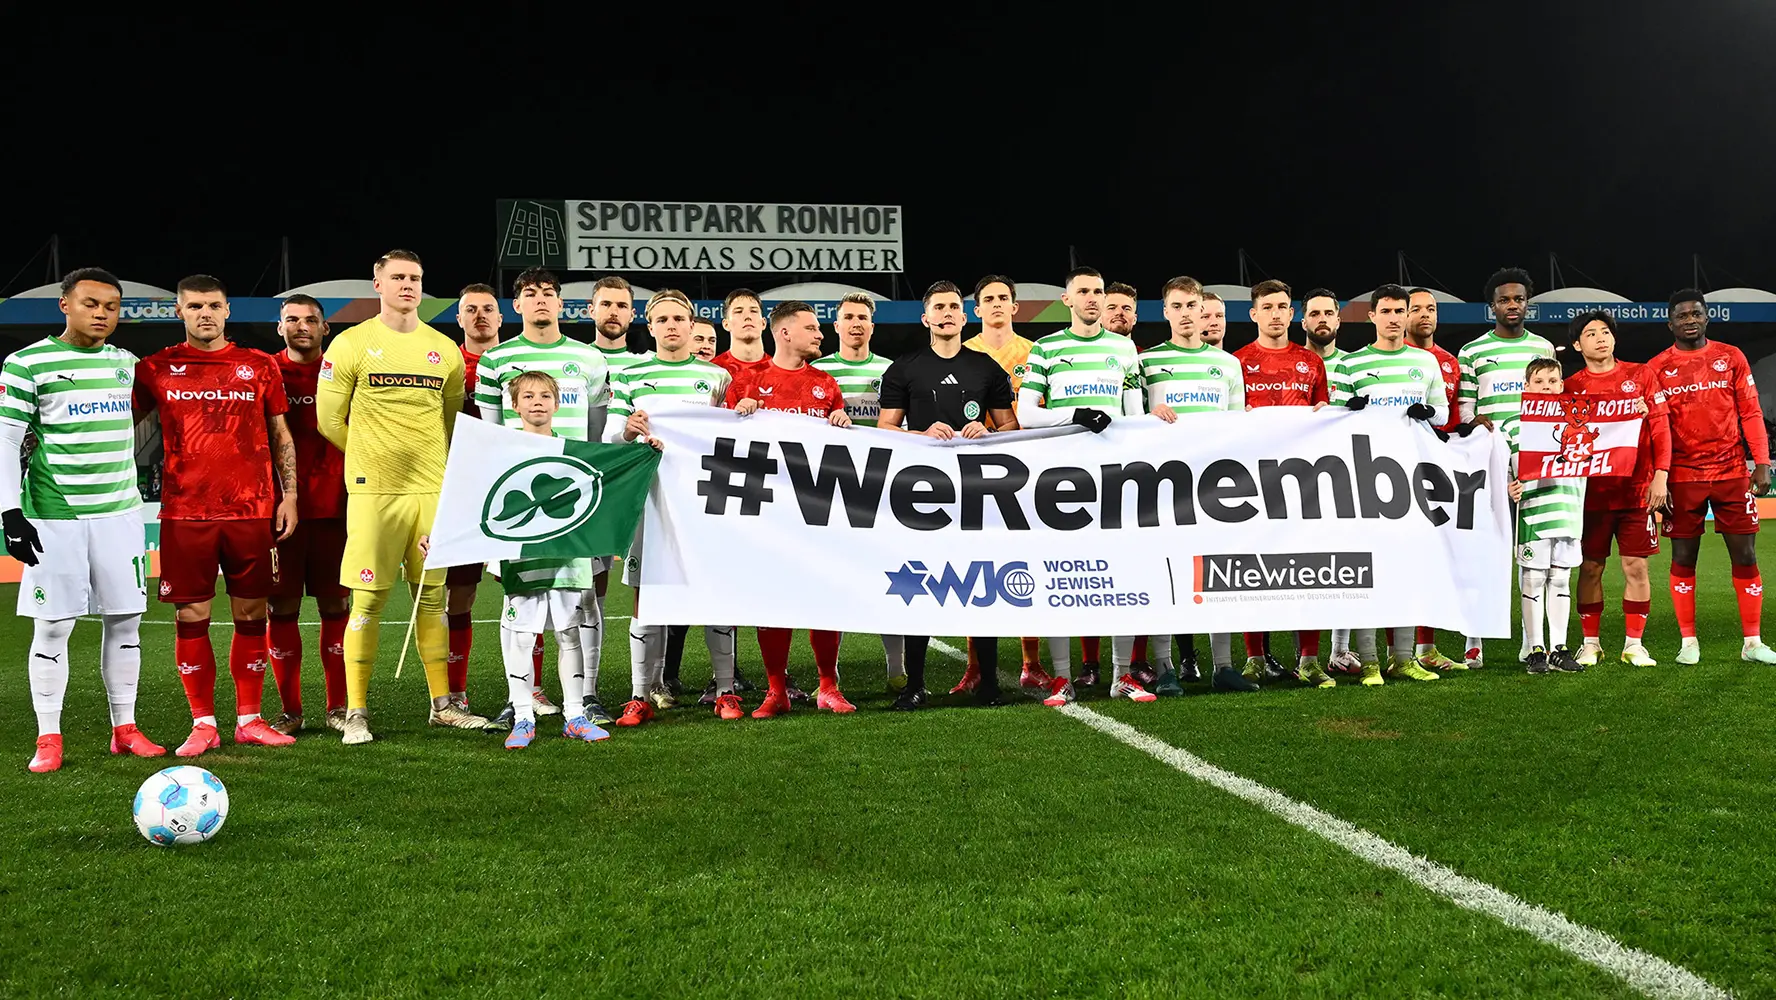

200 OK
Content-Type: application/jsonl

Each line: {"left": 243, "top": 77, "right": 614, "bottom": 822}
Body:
{"left": 1193, "top": 551, "right": 1374, "bottom": 597}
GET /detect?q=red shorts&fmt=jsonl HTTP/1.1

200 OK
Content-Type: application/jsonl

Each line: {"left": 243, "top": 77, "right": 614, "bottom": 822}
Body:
{"left": 270, "top": 518, "right": 349, "bottom": 602}
{"left": 1664, "top": 477, "right": 1760, "bottom": 538}
{"left": 158, "top": 518, "right": 275, "bottom": 605}
{"left": 1581, "top": 508, "right": 1660, "bottom": 560}
{"left": 446, "top": 562, "right": 485, "bottom": 587}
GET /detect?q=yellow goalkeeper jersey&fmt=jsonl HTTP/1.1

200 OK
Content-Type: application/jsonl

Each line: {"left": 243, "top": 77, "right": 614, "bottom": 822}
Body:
{"left": 963, "top": 332, "right": 1035, "bottom": 394}
{"left": 316, "top": 316, "right": 465, "bottom": 495}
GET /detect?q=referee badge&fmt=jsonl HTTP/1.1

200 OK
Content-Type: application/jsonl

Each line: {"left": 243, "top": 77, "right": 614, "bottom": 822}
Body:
{"left": 963, "top": 400, "right": 981, "bottom": 421}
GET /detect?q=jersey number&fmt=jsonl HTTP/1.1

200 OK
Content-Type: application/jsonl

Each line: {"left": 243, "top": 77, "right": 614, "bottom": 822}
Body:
{"left": 131, "top": 555, "right": 146, "bottom": 594}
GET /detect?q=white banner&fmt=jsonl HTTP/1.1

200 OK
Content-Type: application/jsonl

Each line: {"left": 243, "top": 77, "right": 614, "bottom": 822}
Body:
{"left": 632, "top": 408, "right": 1514, "bottom": 637}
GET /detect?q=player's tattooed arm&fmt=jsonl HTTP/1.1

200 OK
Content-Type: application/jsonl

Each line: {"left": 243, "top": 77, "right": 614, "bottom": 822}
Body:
{"left": 270, "top": 414, "right": 299, "bottom": 493}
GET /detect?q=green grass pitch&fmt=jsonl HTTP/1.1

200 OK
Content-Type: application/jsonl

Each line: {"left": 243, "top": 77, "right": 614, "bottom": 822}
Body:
{"left": 0, "top": 538, "right": 1772, "bottom": 998}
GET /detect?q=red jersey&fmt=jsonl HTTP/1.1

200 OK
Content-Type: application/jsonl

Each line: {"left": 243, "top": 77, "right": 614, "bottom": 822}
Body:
{"left": 273, "top": 350, "right": 348, "bottom": 520}
{"left": 1232, "top": 341, "right": 1328, "bottom": 408}
{"left": 461, "top": 345, "right": 484, "bottom": 417}
{"left": 134, "top": 342, "right": 288, "bottom": 521}
{"left": 724, "top": 362, "right": 845, "bottom": 418}
{"left": 712, "top": 351, "right": 771, "bottom": 382}
{"left": 1419, "top": 343, "right": 1461, "bottom": 432}
{"left": 1647, "top": 341, "right": 1769, "bottom": 482}
{"left": 1565, "top": 362, "right": 1672, "bottom": 510}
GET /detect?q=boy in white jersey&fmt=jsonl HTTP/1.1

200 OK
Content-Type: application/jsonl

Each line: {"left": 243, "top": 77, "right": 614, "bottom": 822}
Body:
{"left": 1329, "top": 284, "right": 1448, "bottom": 686}
{"left": 1502, "top": 359, "right": 1588, "bottom": 674}
{"left": 474, "top": 268, "right": 611, "bottom": 723}
{"left": 492, "top": 372, "right": 612, "bottom": 748}
{"left": 1, "top": 268, "right": 165, "bottom": 772}
{"left": 1457, "top": 267, "right": 1556, "bottom": 667}
{"left": 810, "top": 291, "right": 907, "bottom": 693}
{"left": 607, "top": 290, "right": 740, "bottom": 723}
{"left": 1016, "top": 267, "right": 1147, "bottom": 704}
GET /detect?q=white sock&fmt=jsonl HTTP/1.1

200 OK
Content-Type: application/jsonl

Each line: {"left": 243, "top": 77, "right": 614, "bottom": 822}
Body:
{"left": 1746, "top": 635, "right": 1761, "bottom": 648}
{"left": 707, "top": 625, "right": 737, "bottom": 693}
{"left": 1547, "top": 570, "right": 1572, "bottom": 648}
{"left": 1520, "top": 568, "right": 1548, "bottom": 652}
{"left": 1047, "top": 637, "right": 1071, "bottom": 679}
{"left": 580, "top": 589, "right": 604, "bottom": 700}
{"left": 882, "top": 634, "right": 905, "bottom": 679}
{"left": 1415, "top": 641, "right": 1435, "bottom": 656}
{"left": 1210, "top": 632, "right": 1233, "bottom": 670}
{"left": 1111, "top": 635, "right": 1137, "bottom": 681}
{"left": 1148, "top": 635, "right": 1173, "bottom": 672}
{"left": 503, "top": 627, "right": 537, "bottom": 724}
{"left": 1463, "top": 633, "right": 1484, "bottom": 656}
{"left": 1331, "top": 628, "right": 1350, "bottom": 655}
{"left": 1390, "top": 627, "right": 1414, "bottom": 666}
{"left": 555, "top": 626, "right": 584, "bottom": 714}
{"left": 196, "top": 715, "right": 217, "bottom": 728}
{"left": 100, "top": 613, "right": 142, "bottom": 728}
{"left": 1353, "top": 628, "right": 1377, "bottom": 663}
{"left": 629, "top": 625, "right": 662, "bottom": 698}
{"left": 30, "top": 617, "right": 75, "bottom": 737}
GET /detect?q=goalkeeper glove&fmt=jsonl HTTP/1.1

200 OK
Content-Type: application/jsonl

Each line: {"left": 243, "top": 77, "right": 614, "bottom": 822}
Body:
{"left": 1070, "top": 408, "right": 1112, "bottom": 433}
{"left": 3, "top": 508, "right": 42, "bottom": 567}
{"left": 1344, "top": 395, "right": 1368, "bottom": 411}
{"left": 1406, "top": 403, "right": 1436, "bottom": 421}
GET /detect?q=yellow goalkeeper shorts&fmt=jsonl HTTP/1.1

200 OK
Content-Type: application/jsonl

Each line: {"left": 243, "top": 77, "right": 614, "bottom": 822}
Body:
{"left": 339, "top": 493, "right": 443, "bottom": 590}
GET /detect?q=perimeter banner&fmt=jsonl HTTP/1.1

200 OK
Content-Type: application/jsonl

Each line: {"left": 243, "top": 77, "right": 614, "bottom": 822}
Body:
{"left": 632, "top": 408, "right": 1514, "bottom": 637}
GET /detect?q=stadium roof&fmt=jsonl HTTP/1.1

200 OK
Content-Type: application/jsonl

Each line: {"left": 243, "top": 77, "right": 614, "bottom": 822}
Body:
{"left": 277, "top": 279, "right": 376, "bottom": 298}
{"left": 967, "top": 281, "right": 1066, "bottom": 301}
{"left": 1708, "top": 287, "right": 1776, "bottom": 302}
{"left": 1203, "top": 283, "right": 1249, "bottom": 301}
{"left": 758, "top": 282, "right": 883, "bottom": 301}
{"left": 560, "top": 280, "right": 655, "bottom": 300}
{"left": 1531, "top": 286, "right": 1631, "bottom": 303}
{"left": 1351, "top": 287, "right": 1467, "bottom": 304}
{"left": 14, "top": 279, "right": 176, "bottom": 298}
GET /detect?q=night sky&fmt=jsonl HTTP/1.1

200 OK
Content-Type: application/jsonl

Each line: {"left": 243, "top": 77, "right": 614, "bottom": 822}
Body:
{"left": 7, "top": 4, "right": 1774, "bottom": 303}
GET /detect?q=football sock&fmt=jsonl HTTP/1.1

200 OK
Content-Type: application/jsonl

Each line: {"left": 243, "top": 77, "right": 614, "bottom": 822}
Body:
{"left": 1331, "top": 628, "right": 1350, "bottom": 655}
{"left": 502, "top": 627, "right": 536, "bottom": 725}
{"left": 1579, "top": 601, "right": 1604, "bottom": 645}
{"left": 1732, "top": 564, "right": 1762, "bottom": 639}
{"left": 100, "top": 613, "right": 142, "bottom": 728}
{"left": 1148, "top": 634, "right": 1173, "bottom": 672}
{"left": 319, "top": 611, "right": 348, "bottom": 713}
{"left": 882, "top": 634, "right": 905, "bottom": 680}
{"left": 1242, "top": 632, "right": 1265, "bottom": 659}
{"left": 1353, "top": 628, "right": 1377, "bottom": 664}
{"left": 1389, "top": 626, "right": 1413, "bottom": 666}
{"left": 1210, "top": 632, "right": 1233, "bottom": 670}
{"left": 1462, "top": 633, "right": 1483, "bottom": 656}
{"left": 630, "top": 624, "right": 664, "bottom": 698}
{"left": 811, "top": 629, "right": 842, "bottom": 688}
{"left": 580, "top": 589, "right": 604, "bottom": 699}
{"left": 268, "top": 612, "right": 303, "bottom": 716}
{"left": 903, "top": 634, "right": 930, "bottom": 692}
{"left": 1669, "top": 565, "right": 1698, "bottom": 639}
{"left": 1081, "top": 636, "right": 1101, "bottom": 664}
{"left": 972, "top": 636, "right": 1001, "bottom": 691}
{"left": 1520, "top": 568, "right": 1547, "bottom": 652}
{"left": 1132, "top": 635, "right": 1149, "bottom": 662}
{"left": 1296, "top": 630, "right": 1321, "bottom": 659}
{"left": 28, "top": 617, "right": 74, "bottom": 736}
{"left": 343, "top": 587, "right": 388, "bottom": 711}
{"left": 664, "top": 624, "right": 689, "bottom": 683}
{"left": 1547, "top": 570, "right": 1572, "bottom": 648}
{"left": 707, "top": 625, "right": 737, "bottom": 694}
{"left": 230, "top": 618, "right": 270, "bottom": 724}
{"left": 1046, "top": 637, "right": 1071, "bottom": 678}
{"left": 1176, "top": 634, "right": 1196, "bottom": 660}
{"left": 554, "top": 625, "right": 584, "bottom": 712}
{"left": 758, "top": 626, "right": 792, "bottom": 695}
{"left": 1414, "top": 626, "right": 1436, "bottom": 654}
{"left": 1623, "top": 598, "right": 1650, "bottom": 644}
{"left": 1019, "top": 636, "right": 1042, "bottom": 667}
{"left": 445, "top": 612, "right": 472, "bottom": 695}
{"left": 412, "top": 583, "right": 451, "bottom": 701}
{"left": 175, "top": 618, "right": 219, "bottom": 722}
{"left": 1111, "top": 635, "right": 1136, "bottom": 682}
{"left": 531, "top": 633, "right": 546, "bottom": 690}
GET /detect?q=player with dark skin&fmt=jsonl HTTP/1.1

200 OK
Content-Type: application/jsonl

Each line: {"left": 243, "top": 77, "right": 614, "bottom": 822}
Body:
{"left": 1665, "top": 300, "right": 1770, "bottom": 575}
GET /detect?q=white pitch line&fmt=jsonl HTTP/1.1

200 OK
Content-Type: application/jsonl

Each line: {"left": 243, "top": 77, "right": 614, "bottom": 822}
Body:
{"left": 924, "top": 639, "right": 1731, "bottom": 1000}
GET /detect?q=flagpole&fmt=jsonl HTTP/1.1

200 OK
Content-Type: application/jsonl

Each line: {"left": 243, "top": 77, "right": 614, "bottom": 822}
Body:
{"left": 393, "top": 583, "right": 423, "bottom": 680}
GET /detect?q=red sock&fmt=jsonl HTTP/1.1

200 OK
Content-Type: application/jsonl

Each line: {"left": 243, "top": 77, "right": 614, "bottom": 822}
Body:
{"left": 1242, "top": 632, "right": 1266, "bottom": 658}
{"left": 758, "top": 627, "right": 792, "bottom": 695}
{"left": 1132, "top": 635, "right": 1148, "bottom": 661}
{"left": 1414, "top": 626, "right": 1435, "bottom": 645}
{"left": 231, "top": 619, "right": 270, "bottom": 718}
{"left": 268, "top": 612, "right": 303, "bottom": 716}
{"left": 531, "top": 634, "right": 545, "bottom": 687}
{"left": 1019, "top": 637, "right": 1041, "bottom": 665}
{"left": 1082, "top": 636, "right": 1101, "bottom": 663}
{"left": 810, "top": 629, "right": 841, "bottom": 687}
{"left": 1732, "top": 564, "right": 1762, "bottom": 638}
{"left": 1670, "top": 565, "right": 1698, "bottom": 638}
{"left": 446, "top": 612, "right": 472, "bottom": 694}
{"left": 1578, "top": 601, "right": 1604, "bottom": 644}
{"left": 1296, "top": 630, "right": 1320, "bottom": 657}
{"left": 174, "top": 619, "right": 218, "bottom": 720}
{"left": 1623, "top": 599, "right": 1650, "bottom": 641}
{"left": 319, "top": 612, "right": 348, "bottom": 713}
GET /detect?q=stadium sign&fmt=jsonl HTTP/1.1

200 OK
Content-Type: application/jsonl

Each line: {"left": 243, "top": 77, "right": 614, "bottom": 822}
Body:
{"left": 631, "top": 408, "right": 1514, "bottom": 638}
{"left": 497, "top": 199, "right": 904, "bottom": 273}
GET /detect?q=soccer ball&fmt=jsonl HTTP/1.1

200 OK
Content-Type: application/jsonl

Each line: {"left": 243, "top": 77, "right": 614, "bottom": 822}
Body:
{"left": 133, "top": 766, "right": 229, "bottom": 847}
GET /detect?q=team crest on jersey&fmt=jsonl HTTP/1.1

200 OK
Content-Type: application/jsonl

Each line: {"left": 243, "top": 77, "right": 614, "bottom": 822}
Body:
{"left": 159, "top": 580, "right": 171, "bottom": 597}
{"left": 963, "top": 400, "right": 981, "bottom": 421}
{"left": 1408, "top": 368, "right": 1424, "bottom": 381}
{"left": 870, "top": 378, "right": 883, "bottom": 392}
{"left": 359, "top": 568, "right": 375, "bottom": 584}
{"left": 563, "top": 362, "right": 581, "bottom": 377}
{"left": 114, "top": 368, "right": 131, "bottom": 385}
{"left": 1295, "top": 361, "right": 1310, "bottom": 374}
{"left": 1104, "top": 356, "right": 1123, "bottom": 371}
{"left": 235, "top": 364, "right": 255, "bottom": 381}
{"left": 427, "top": 351, "right": 442, "bottom": 365}
{"left": 812, "top": 386, "right": 827, "bottom": 399}
{"left": 1207, "top": 366, "right": 1222, "bottom": 379}
{"left": 1621, "top": 380, "right": 1638, "bottom": 393}
{"left": 1712, "top": 358, "right": 1729, "bottom": 372}
{"left": 694, "top": 379, "right": 712, "bottom": 393}
{"left": 1442, "top": 361, "right": 1454, "bottom": 373}
{"left": 1012, "top": 364, "right": 1028, "bottom": 378}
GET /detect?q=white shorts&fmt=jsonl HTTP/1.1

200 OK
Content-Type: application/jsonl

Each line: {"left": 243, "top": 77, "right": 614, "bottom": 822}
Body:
{"left": 18, "top": 510, "right": 148, "bottom": 619}
{"left": 1517, "top": 537, "right": 1581, "bottom": 570}
{"left": 501, "top": 589, "right": 585, "bottom": 634}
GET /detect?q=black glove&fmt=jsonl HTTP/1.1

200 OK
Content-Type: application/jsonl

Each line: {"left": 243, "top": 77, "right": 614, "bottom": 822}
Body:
{"left": 1452, "top": 421, "right": 1481, "bottom": 437}
{"left": 1071, "top": 408, "right": 1112, "bottom": 433}
{"left": 1406, "top": 403, "right": 1436, "bottom": 421}
{"left": 1344, "top": 395, "right": 1368, "bottom": 411}
{"left": 3, "top": 508, "right": 42, "bottom": 567}
{"left": 1434, "top": 427, "right": 1451, "bottom": 442}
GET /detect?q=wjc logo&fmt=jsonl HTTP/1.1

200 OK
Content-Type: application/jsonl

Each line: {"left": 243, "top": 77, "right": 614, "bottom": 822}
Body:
{"left": 884, "top": 560, "right": 1035, "bottom": 608}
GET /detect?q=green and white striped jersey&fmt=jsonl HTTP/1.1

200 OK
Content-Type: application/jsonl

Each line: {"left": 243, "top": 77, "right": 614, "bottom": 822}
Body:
{"left": 1023, "top": 329, "right": 1142, "bottom": 416}
{"left": 1330, "top": 344, "right": 1447, "bottom": 414}
{"left": 811, "top": 352, "right": 892, "bottom": 427}
{"left": 474, "top": 334, "right": 610, "bottom": 440}
{"left": 1500, "top": 414, "right": 1585, "bottom": 540}
{"left": 497, "top": 429, "right": 596, "bottom": 593}
{"left": 606, "top": 355, "right": 730, "bottom": 433}
{"left": 0, "top": 337, "right": 142, "bottom": 520}
{"left": 1137, "top": 342, "right": 1244, "bottom": 414}
{"left": 597, "top": 344, "right": 648, "bottom": 381}
{"left": 1457, "top": 330, "right": 1555, "bottom": 424}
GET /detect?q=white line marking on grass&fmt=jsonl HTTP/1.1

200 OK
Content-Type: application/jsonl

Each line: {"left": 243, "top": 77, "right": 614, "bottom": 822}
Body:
{"left": 925, "top": 639, "right": 1732, "bottom": 1000}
